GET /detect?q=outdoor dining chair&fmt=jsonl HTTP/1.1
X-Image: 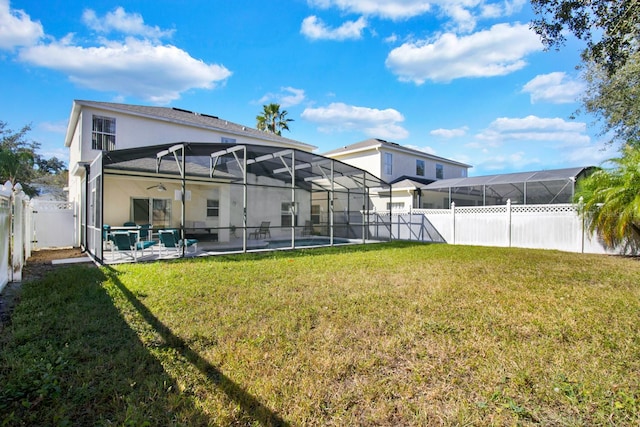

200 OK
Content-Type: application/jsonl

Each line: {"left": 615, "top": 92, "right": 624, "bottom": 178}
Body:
{"left": 158, "top": 229, "right": 198, "bottom": 256}
{"left": 249, "top": 221, "right": 271, "bottom": 239}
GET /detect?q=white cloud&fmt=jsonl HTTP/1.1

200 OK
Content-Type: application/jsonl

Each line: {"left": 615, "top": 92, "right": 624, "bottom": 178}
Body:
{"left": 307, "top": 0, "right": 432, "bottom": 20}
{"left": 301, "top": 15, "right": 367, "bottom": 40}
{"left": 0, "top": 0, "right": 43, "bottom": 50}
{"left": 430, "top": 126, "right": 468, "bottom": 138}
{"left": 384, "top": 33, "right": 398, "bottom": 43}
{"left": 307, "top": 0, "right": 525, "bottom": 29}
{"left": 301, "top": 102, "right": 409, "bottom": 139}
{"left": 522, "top": 72, "right": 585, "bottom": 104}
{"left": 385, "top": 23, "right": 543, "bottom": 84}
{"left": 475, "top": 151, "right": 541, "bottom": 172}
{"left": 38, "top": 120, "right": 68, "bottom": 134}
{"left": 82, "top": 7, "right": 174, "bottom": 40}
{"left": 6, "top": 5, "right": 231, "bottom": 103}
{"left": 18, "top": 37, "right": 231, "bottom": 104}
{"left": 257, "top": 87, "right": 306, "bottom": 108}
{"left": 476, "top": 115, "right": 590, "bottom": 145}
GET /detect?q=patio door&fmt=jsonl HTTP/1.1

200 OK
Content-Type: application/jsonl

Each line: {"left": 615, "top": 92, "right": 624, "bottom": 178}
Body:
{"left": 131, "top": 198, "right": 171, "bottom": 227}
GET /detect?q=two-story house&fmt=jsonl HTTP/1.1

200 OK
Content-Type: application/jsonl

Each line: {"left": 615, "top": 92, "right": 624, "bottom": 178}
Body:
{"left": 64, "top": 100, "right": 390, "bottom": 261}
{"left": 323, "top": 138, "right": 471, "bottom": 211}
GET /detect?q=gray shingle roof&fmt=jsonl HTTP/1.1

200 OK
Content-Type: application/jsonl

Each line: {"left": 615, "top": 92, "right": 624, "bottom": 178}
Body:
{"left": 69, "top": 100, "right": 315, "bottom": 151}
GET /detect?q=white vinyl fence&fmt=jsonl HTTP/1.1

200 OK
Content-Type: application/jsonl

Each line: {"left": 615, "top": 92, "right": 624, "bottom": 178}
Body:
{"left": 382, "top": 200, "right": 611, "bottom": 254}
{"left": 30, "top": 200, "right": 76, "bottom": 249}
{"left": 1, "top": 182, "right": 31, "bottom": 292}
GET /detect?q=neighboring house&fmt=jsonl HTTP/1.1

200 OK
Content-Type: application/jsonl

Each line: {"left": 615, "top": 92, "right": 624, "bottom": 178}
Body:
{"left": 63, "top": 100, "right": 389, "bottom": 260}
{"left": 324, "top": 138, "right": 471, "bottom": 211}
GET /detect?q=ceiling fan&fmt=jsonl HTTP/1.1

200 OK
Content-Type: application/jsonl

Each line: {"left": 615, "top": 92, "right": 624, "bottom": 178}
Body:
{"left": 146, "top": 183, "right": 167, "bottom": 192}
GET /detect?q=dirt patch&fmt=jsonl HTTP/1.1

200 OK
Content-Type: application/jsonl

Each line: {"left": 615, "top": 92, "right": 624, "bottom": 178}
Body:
{"left": 0, "top": 248, "right": 94, "bottom": 333}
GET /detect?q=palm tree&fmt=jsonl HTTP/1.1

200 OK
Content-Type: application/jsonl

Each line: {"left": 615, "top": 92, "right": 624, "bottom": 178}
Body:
{"left": 256, "top": 103, "right": 293, "bottom": 136}
{"left": 576, "top": 145, "right": 640, "bottom": 253}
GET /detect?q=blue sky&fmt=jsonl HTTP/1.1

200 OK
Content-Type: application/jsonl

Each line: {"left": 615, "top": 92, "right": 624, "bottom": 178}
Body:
{"left": 0, "top": 0, "right": 615, "bottom": 176}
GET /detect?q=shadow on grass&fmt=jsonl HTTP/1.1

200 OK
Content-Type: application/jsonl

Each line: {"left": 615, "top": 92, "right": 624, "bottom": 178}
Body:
{"left": 104, "top": 266, "right": 290, "bottom": 427}
{"left": 0, "top": 265, "right": 210, "bottom": 426}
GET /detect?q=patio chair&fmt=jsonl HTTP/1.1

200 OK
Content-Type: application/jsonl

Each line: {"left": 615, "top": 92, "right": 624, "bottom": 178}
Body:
{"left": 110, "top": 231, "right": 138, "bottom": 261}
{"left": 130, "top": 230, "right": 157, "bottom": 256}
{"left": 123, "top": 221, "right": 137, "bottom": 227}
{"left": 139, "top": 223, "right": 153, "bottom": 241}
{"left": 158, "top": 229, "right": 198, "bottom": 256}
{"left": 103, "top": 224, "right": 112, "bottom": 249}
{"left": 249, "top": 221, "right": 271, "bottom": 239}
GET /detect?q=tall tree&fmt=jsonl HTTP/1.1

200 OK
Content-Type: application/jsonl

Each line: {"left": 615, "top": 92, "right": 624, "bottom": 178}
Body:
{"left": 530, "top": 0, "right": 640, "bottom": 75}
{"left": 0, "top": 121, "right": 67, "bottom": 197}
{"left": 0, "top": 121, "right": 39, "bottom": 195}
{"left": 576, "top": 146, "right": 640, "bottom": 253}
{"left": 581, "top": 51, "right": 640, "bottom": 148}
{"left": 256, "top": 103, "right": 293, "bottom": 136}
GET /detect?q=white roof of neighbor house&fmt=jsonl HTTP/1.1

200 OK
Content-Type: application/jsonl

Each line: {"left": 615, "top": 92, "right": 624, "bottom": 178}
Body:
{"left": 323, "top": 138, "right": 472, "bottom": 168}
{"left": 64, "top": 100, "right": 316, "bottom": 151}
{"left": 422, "top": 166, "right": 594, "bottom": 190}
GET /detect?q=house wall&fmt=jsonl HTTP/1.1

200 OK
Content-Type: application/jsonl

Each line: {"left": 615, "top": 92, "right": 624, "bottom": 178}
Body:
{"left": 77, "top": 106, "right": 303, "bottom": 166}
{"left": 329, "top": 151, "right": 381, "bottom": 178}
{"left": 327, "top": 146, "right": 469, "bottom": 183}
{"left": 382, "top": 148, "right": 468, "bottom": 183}
{"left": 103, "top": 175, "right": 313, "bottom": 242}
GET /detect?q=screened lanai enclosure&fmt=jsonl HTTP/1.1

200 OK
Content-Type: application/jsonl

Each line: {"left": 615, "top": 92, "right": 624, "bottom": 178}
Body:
{"left": 82, "top": 143, "right": 391, "bottom": 263}
{"left": 419, "top": 167, "right": 594, "bottom": 208}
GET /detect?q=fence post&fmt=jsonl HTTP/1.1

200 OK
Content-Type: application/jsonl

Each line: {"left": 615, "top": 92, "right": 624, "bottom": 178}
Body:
{"left": 451, "top": 202, "right": 456, "bottom": 245}
{"left": 578, "top": 196, "right": 585, "bottom": 253}
{"left": 506, "top": 199, "right": 512, "bottom": 247}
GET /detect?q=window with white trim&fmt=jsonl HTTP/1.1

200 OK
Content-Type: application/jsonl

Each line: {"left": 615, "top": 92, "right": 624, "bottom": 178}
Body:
{"left": 386, "top": 202, "right": 405, "bottom": 211}
{"left": 383, "top": 152, "right": 393, "bottom": 175}
{"left": 92, "top": 115, "right": 116, "bottom": 151}
{"left": 436, "top": 163, "right": 444, "bottom": 179}
{"left": 206, "top": 199, "right": 219, "bottom": 218}
{"left": 416, "top": 159, "right": 425, "bottom": 176}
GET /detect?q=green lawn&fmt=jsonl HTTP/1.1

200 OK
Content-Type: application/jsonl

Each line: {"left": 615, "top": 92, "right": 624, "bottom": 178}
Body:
{"left": 1, "top": 242, "right": 639, "bottom": 426}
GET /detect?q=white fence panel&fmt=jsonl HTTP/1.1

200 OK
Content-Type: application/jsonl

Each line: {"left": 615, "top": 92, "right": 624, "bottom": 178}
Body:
{"left": 31, "top": 200, "right": 76, "bottom": 249}
{"left": 409, "top": 202, "right": 611, "bottom": 254}
{"left": 510, "top": 205, "right": 582, "bottom": 252}
{"left": 0, "top": 190, "right": 10, "bottom": 291}
{"left": 0, "top": 182, "right": 30, "bottom": 290}
{"left": 454, "top": 205, "right": 510, "bottom": 247}
{"left": 421, "top": 209, "right": 453, "bottom": 243}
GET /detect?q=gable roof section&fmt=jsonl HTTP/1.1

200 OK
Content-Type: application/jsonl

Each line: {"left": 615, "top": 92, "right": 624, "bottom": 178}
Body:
{"left": 323, "top": 138, "right": 472, "bottom": 168}
{"left": 64, "top": 100, "right": 316, "bottom": 151}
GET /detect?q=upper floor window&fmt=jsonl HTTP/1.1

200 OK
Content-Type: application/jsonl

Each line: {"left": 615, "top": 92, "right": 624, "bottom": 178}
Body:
{"left": 383, "top": 152, "right": 393, "bottom": 175}
{"left": 436, "top": 163, "right": 444, "bottom": 179}
{"left": 207, "top": 199, "right": 219, "bottom": 217}
{"left": 416, "top": 159, "right": 425, "bottom": 176}
{"left": 92, "top": 115, "right": 116, "bottom": 151}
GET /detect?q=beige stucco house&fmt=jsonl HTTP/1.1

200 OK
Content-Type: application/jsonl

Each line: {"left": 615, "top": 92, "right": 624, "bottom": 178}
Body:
{"left": 324, "top": 138, "right": 471, "bottom": 211}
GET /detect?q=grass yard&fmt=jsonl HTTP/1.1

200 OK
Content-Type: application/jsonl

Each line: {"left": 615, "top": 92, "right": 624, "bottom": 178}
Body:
{"left": 1, "top": 242, "right": 639, "bottom": 426}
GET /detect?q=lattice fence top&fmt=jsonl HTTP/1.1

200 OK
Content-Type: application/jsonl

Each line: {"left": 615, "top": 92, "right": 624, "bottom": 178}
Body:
{"left": 456, "top": 206, "right": 508, "bottom": 215}
{"left": 417, "top": 203, "right": 579, "bottom": 216}
{"left": 31, "top": 200, "right": 74, "bottom": 211}
{"left": 511, "top": 204, "right": 578, "bottom": 214}
{"left": 414, "top": 209, "right": 450, "bottom": 215}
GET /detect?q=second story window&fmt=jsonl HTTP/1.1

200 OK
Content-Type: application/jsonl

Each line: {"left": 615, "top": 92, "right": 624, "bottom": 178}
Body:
{"left": 416, "top": 159, "right": 425, "bottom": 176}
{"left": 383, "top": 152, "right": 393, "bottom": 175}
{"left": 436, "top": 163, "right": 444, "bottom": 179}
{"left": 92, "top": 115, "right": 116, "bottom": 151}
